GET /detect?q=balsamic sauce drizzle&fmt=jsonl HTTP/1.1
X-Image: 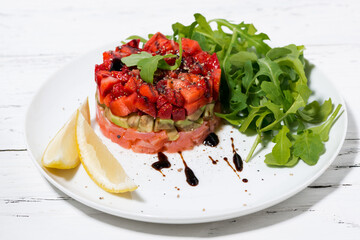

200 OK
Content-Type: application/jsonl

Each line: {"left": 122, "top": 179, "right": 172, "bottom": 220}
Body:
{"left": 151, "top": 152, "right": 171, "bottom": 177}
{"left": 208, "top": 156, "right": 218, "bottom": 165}
{"left": 178, "top": 152, "right": 199, "bottom": 186}
{"left": 231, "top": 137, "right": 243, "bottom": 172}
{"left": 223, "top": 157, "right": 241, "bottom": 179}
{"left": 149, "top": 134, "right": 247, "bottom": 186}
{"left": 203, "top": 132, "right": 219, "bottom": 147}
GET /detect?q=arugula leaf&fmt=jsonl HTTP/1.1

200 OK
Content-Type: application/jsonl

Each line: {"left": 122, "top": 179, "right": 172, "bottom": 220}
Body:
{"left": 121, "top": 38, "right": 182, "bottom": 84}
{"left": 309, "top": 104, "right": 342, "bottom": 141}
{"left": 263, "top": 101, "right": 284, "bottom": 120}
{"left": 267, "top": 47, "right": 292, "bottom": 61}
{"left": 122, "top": 52, "right": 177, "bottom": 84}
{"left": 229, "top": 89, "right": 248, "bottom": 112}
{"left": 172, "top": 21, "right": 197, "bottom": 39}
{"left": 242, "top": 60, "right": 255, "bottom": 91}
{"left": 121, "top": 52, "right": 152, "bottom": 67}
{"left": 215, "top": 111, "right": 243, "bottom": 126}
{"left": 260, "top": 94, "right": 306, "bottom": 132}
{"left": 265, "top": 153, "right": 299, "bottom": 167}
{"left": 293, "top": 130, "right": 325, "bottom": 165}
{"left": 260, "top": 81, "right": 284, "bottom": 105}
{"left": 239, "top": 107, "right": 261, "bottom": 132}
{"left": 272, "top": 44, "right": 307, "bottom": 85}
{"left": 229, "top": 51, "right": 258, "bottom": 68}
{"left": 270, "top": 125, "right": 292, "bottom": 165}
{"left": 210, "top": 18, "right": 271, "bottom": 55}
{"left": 126, "top": 35, "right": 147, "bottom": 43}
{"left": 298, "top": 98, "right": 333, "bottom": 123}
{"left": 137, "top": 55, "right": 164, "bottom": 84}
{"left": 255, "top": 110, "right": 271, "bottom": 128}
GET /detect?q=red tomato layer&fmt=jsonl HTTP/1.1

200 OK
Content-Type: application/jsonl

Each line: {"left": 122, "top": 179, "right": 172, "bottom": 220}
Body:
{"left": 95, "top": 32, "right": 221, "bottom": 120}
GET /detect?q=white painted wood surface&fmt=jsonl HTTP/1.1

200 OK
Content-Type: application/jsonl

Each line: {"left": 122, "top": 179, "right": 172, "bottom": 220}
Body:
{"left": 1, "top": 0, "right": 359, "bottom": 239}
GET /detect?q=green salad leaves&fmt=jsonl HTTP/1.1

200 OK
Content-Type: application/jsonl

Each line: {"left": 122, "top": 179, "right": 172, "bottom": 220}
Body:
{"left": 123, "top": 13, "right": 343, "bottom": 167}
{"left": 171, "top": 13, "right": 343, "bottom": 167}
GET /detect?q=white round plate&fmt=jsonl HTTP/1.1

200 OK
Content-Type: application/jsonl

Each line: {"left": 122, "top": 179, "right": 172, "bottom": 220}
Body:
{"left": 25, "top": 45, "right": 347, "bottom": 224}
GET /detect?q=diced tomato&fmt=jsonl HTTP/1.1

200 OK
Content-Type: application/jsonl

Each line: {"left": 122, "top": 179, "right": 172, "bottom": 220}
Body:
{"left": 197, "top": 77, "right": 211, "bottom": 98}
{"left": 135, "top": 96, "right": 157, "bottom": 118}
{"left": 181, "top": 38, "right": 202, "bottom": 56}
{"left": 124, "top": 39, "right": 140, "bottom": 49}
{"left": 95, "top": 70, "right": 111, "bottom": 86}
{"left": 124, "top": 77, "right": 137, "bottom": 94}
{"left": 95, "top": 63, "right": 107, "bottom": 74}
{"left": 102, "top": 51, "right": 122, "bottom": 70}
{"left": 122, "top": 92, "right": 138, "bottom": 112}
{"left": 181, "top": 55, "right": 194, "bottom": 67}
{"left": 103, "top": 94, "right": 114, "bottom": 107}
{"left": 167, "top": 71, "right": 178, "bottom": 79}
{"left": 167, "top": 78, "right": 189, "bottom": 92}
{"left": 144, "top": 32, "right": 179, "bottom": 54}
{"left": 187, "top": 73, "right": 201, "bottom": 83}
{"left": 110, "top": 97, "right": 132, "bottom": 117}
{"left": 102, "top": 51, "right": 114, "bottom": 69}
{"left": 99, "top": 76, "right": 120, "bottom": 101}
{"left": 206, "top": 53, "right": 220, "bottom": 70}
{"left": 111, "top": 69, "right": 130, "bottom": 83}
{"left": 156, "top": 79, "right": 168, "bottom": 94}
{"left": 211, "top": 69, "right": 221, "bottom": 100}
{"left": 184, "top": 97, "right": 208, "bottom": 115}
{"left": 139, "top": 84, "right": 159, "bottom": 103}
{"left": 180, "top": 85, "right": 205, "bottom": 104}
{"left": 111, "top": 83, "right": 126, "bottom": 98}
{"left": 158, "top": 103, "right": 173, "bottom": 119}
{"left": 115, "top": 39, "right": 141, "bottom": 57}
{"left": 118, "top": 46, "right": 140, "bottom": 57}
{"left": 130, "top": 69, "right": 141, "bottom": 79}
{"left": 172, "top": 107, "right": 186, "bottom": 121}
{"left": 156, "top": 95, "right": 168, "bottom": 109}
{"left": 178, "top": 72, "right": 192, "bottom": 81}
{"left": 165, "top": 88, "right": 185, "bottom": 107}
{"left": 194, "top": 51, "right": 211, "bottom": 63}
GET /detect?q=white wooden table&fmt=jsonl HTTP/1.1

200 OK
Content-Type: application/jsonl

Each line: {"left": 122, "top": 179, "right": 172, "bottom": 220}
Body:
{"left": 1, "top": 0, "right": 360, "bottom": 239}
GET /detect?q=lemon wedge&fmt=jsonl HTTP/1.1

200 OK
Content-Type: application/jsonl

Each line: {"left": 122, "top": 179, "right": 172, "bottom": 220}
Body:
{"left": 41, "top": 98, "right": 90, "bottom": 169}
{"left": 75, "top": 111, "right": 137, "bottom": 193}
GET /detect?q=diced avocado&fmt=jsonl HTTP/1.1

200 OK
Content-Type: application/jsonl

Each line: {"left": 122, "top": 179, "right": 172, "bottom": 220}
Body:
{"left": 203, "top": 103, "right": 215, "bottom": 120}
{"left": 138, "top": 115, "right": 154, "bottom": 132}
{"left": 195, "top": 117, "right": 204, "bottom": 125}
{"left": 175, "top": 119, "right": 201, "bottom": 132}
{"left": 186, "top": 106, "right": 205, "bottom": 121}
{"left": 105, "top": 108, "right": 129, "bottom": 128}
{"left": 166, "top": 128, "right": 179, "bottom": 141}
{"left": 154, "top": 118, "right": 175, "bottom": 132}
{"left": 127, "top": 113, "right": 141, "bottom": 129}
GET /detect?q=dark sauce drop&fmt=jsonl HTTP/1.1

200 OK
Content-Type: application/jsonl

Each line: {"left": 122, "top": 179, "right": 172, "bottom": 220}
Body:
{"left": 233, "top": 153, "right": 243, "bottom": 172}
{"left": 110, "top": 58, "right": 124, "bottom": 71}
{"left": 151, "top": 152, "right": 171, "bottom": 176}
{"left": 231, "top": 137, "right": 243, "bottom": 172}
{"left": 242, "top": 178, "right": 248, "bottom": 183}
{"left": 203, "top": 132, "right": 219, "bottom": 147}
{"left": 208, "top": 156, "right": 218, "bottom": 165}
{"left": 179, "top": 152, "right": 199, "bottom": 186}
